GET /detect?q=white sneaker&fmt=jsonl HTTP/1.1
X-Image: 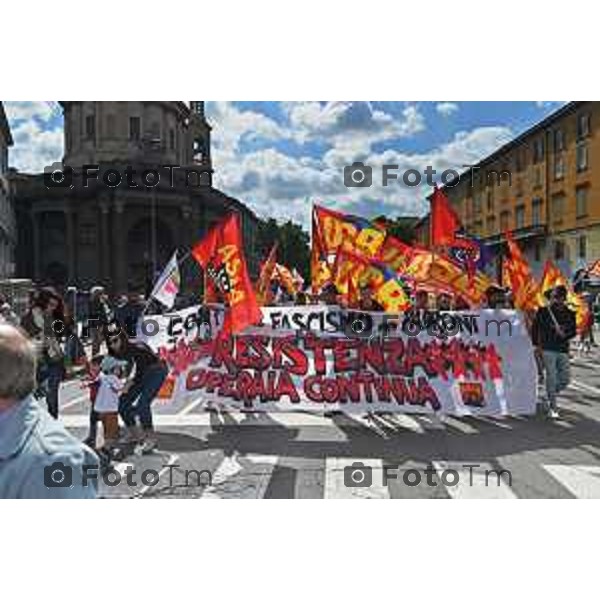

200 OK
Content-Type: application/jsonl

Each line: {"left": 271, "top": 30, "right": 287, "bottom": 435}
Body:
{"left": 548, "top": 409, "right": 560, "bottom": 420}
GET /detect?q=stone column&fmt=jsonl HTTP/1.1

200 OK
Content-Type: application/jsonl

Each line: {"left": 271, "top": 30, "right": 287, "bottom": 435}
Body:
{"left": 182, "top": 204, "right": 195, "bottom": 248}
{"left": 113, "top": 199, "right": 126, "bottom": 293}
{"left": 99, "top": 201, "right": 110, "bottom": 285}
{"left": 32, "top": 210, "right": 41, "bottom": 281}
{"left": 65, "top": 206, "right": 76, "bottom": 283}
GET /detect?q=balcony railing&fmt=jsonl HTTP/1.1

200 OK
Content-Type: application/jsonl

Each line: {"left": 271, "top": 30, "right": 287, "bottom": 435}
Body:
{"left": 484, "top": 224, "right": 548, "bottom": 246}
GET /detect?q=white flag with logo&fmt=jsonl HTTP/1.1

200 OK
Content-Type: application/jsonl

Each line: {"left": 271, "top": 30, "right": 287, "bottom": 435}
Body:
{"left": 151, "top": 251, "right": 181, "bottom": 309}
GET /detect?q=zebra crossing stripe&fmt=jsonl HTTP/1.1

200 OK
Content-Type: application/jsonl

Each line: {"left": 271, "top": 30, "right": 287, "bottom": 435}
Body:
{"left": 60, "top": 395, "right": 89, "bottom": 410}
{"left": 201, "top": 453, "right": 278, "bottom": 499}
{"left": 570, "top": 380, "right": 600, "bottom": 397}
{"left": 137, "top": 454, "right": 180, "bottom": 497}
{"left": 439, "top": 416, "right": 479, "bottom": 434}
{"left": 415, "top": 414, "right": 446, "bottom": 430}
{"left": 432, "top": 461, "right": 517, "bottom": 499}
{"left": 60, "top": 411, "right": 434, "bottom": 430}
{"left": 388, "top": 414, "right": 425, "bottom": 434}
{"left": 324, "top": 458, "right": 390, "bottom": 499}
{"left": 176, "top": 397, "right": 205, "bottom": 416}
{"left": 542, "top": 465, "right": 600, "bottom": 499}
{"left": 102, "top": 453, "right": 600, "bottom": 498}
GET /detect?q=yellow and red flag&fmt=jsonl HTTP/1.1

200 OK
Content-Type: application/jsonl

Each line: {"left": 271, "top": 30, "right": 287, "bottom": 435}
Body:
{"left": 333, "top": 248, "right": 411, "bottom": 313}
{"left": 311, "top": 206, "right": 333, "bottom": 293}
{"left": 504, "top": 231, "right": 540, "bottom": 310}
{"left": 403, "top": 248, "right": 493, "bottom": 306}
{"left": 501, "top": 258, "right": 511, "bottom": 288}
{"left": 315, "top": 204, "right": 387, "bottom": 258}
{"left": 332, "top": 248, "right": 366, "bottom": 307}
{"left": 255, "top": 242, "right": 278, "bottom": 306}
{"left": 376, "top": 235, "right": 414, "bottom": 275}
{"left": 192, "top": 212, "right": 262, "bottom": 335}
{"left": 538, "top": 259, "right": 590, "bottom": 332}
{"left": 311, "top": 204, "right": 388, "bottom": 293}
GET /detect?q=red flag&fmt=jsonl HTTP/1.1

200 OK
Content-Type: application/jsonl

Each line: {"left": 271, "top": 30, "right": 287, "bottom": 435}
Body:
{"left": 430, "top": 186, "right": 483, "bottom": 282}
{"left": 192, "top": 213, "right": 261, "bottom": 335}
{"left": 255, "top": 242, "right": 278, "bottom": 305}
{"left": 431, "top": 186, "right": 462, "bottom": 246}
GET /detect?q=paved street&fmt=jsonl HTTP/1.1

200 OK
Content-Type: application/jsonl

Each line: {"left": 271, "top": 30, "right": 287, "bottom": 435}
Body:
{"left": 56, "top": 347, "right": 600, "bottom": 499}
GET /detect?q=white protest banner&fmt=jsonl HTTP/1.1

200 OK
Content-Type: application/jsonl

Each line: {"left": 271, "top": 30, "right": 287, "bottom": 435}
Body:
{"left": 139, "top": 305, "right": 537, "bottom": 416}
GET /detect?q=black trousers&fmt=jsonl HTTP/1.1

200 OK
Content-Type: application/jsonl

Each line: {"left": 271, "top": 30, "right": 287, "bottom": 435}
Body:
{"left": 88, "top": 408, "right": 100, "bottom": 442}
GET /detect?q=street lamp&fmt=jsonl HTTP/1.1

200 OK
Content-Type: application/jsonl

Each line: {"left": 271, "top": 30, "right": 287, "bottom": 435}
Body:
{"left": 151, "top": 183, "right": 157, "bottom": 281}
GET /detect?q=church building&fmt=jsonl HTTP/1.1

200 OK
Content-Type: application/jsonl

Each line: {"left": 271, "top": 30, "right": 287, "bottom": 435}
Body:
{"left": 11, "top": 101, "right": 259, "bottom": 296}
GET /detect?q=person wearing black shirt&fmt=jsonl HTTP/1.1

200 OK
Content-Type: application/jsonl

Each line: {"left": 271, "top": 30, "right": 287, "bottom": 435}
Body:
{"left": 89, "top": 286, "right": 113, "bottom": 355}
{"left": 532, "top": 285, "right": 577, "bottom": 419}
{"left": 107, "top": 331, "right": 168, "bottom": 452}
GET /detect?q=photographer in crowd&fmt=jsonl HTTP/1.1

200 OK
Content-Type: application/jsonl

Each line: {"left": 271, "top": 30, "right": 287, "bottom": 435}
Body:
{"left": 0, "top": 324, "right": 98, "bottom": 498}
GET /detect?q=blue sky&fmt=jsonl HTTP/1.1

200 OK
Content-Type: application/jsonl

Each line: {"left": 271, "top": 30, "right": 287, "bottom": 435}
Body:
{"left": 4, "top": 101, "right": 566, "bottom": 228}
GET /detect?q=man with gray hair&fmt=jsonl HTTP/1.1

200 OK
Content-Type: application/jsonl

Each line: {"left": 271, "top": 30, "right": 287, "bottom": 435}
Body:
{"left": 0, "top": 324, "right": 99, "bottom": 498}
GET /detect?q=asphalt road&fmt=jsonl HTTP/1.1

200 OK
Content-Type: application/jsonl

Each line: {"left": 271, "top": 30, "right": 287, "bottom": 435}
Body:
{"left": 56, "top": 347, "right": 600, "bottom": 499}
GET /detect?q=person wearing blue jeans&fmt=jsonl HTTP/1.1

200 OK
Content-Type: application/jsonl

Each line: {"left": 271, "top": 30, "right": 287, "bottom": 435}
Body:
{"left": 21, "top": 288, "right": 66, "bottom": 419}
{"left": 107, "top": 331, "right": 168, "bottom": 453}
{"left": 119, "top": 363, "right": 168, "bottom": 431}
{"left": 541, "top": 350, "right": 571, "bottom": 412}
{"left": 532, "top": 285, "right": 577, "bottom": 419}
{"left": 38, "top": 360, "right": 65, "bottom": 419}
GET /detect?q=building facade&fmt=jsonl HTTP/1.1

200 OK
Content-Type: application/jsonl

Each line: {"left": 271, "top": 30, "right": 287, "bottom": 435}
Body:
{"left": 420, "top": 101, "right": 600, "bottom": 280}
{"left": 11, "top": 101, "right": 259, "bottom": 296}
{"left": 0, "top": 102, "right": 15, "bottom": 279}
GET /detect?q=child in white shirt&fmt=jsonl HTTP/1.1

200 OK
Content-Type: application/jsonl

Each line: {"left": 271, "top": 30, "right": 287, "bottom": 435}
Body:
{"left": 95, "top": 356, "right": 127, "bottom": 450}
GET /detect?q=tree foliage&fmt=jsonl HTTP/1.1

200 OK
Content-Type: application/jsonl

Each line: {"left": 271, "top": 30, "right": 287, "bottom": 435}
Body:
{"left": 256, "top": 218, "right": 310, "bottom": 281}
{"left": 374, "top": 215, "right": 418, "bottom": 244}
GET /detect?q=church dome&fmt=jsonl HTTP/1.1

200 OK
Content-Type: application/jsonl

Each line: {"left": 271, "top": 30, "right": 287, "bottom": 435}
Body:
{"left": 60, "top": 101, "right": 211, "bottom": 171}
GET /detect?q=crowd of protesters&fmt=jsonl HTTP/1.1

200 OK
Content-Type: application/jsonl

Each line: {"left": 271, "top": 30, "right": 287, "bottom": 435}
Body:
{"left": 0, "top": 274, "right": 599, "bottom": 497}
{"left": 0, "top": 285, "right": 168, "bottom": 466}
{"left": 292, "top": 278, "right": 597, "bottom": 420}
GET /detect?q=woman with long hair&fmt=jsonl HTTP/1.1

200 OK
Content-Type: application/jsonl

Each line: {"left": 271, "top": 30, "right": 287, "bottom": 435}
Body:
{"left": 106, "top": 329, "right": 168, "bottom": 453}
{"left": 21, "top": 287, "right": 66, "bottom": 418}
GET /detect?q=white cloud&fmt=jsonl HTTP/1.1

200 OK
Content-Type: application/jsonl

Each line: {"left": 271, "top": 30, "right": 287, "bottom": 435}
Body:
{"left": 211, "top": 115, "right": 513, "bottom": 229}
{"left": 5, "top": 101, "right": 60, "bottom": 123}
{"left": 5, "top": 101, "right": 63, "bottom": 172}
{"left": 436, "top": 102, "right": 459, "bottom": 117}
{"left": 283, "top": 101, "right": 425, "bottom": 155}
{"left": 3, "top": 100, "right": 516, "bottom": 233}
{"left": 206, "top": 101, "right": 286, "bottom": 157}
{"left": 209, "top": 101, "right": 431, "bottom": 227}
{"left": 535, "top": 101, "right": 568, "bottom": 110}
